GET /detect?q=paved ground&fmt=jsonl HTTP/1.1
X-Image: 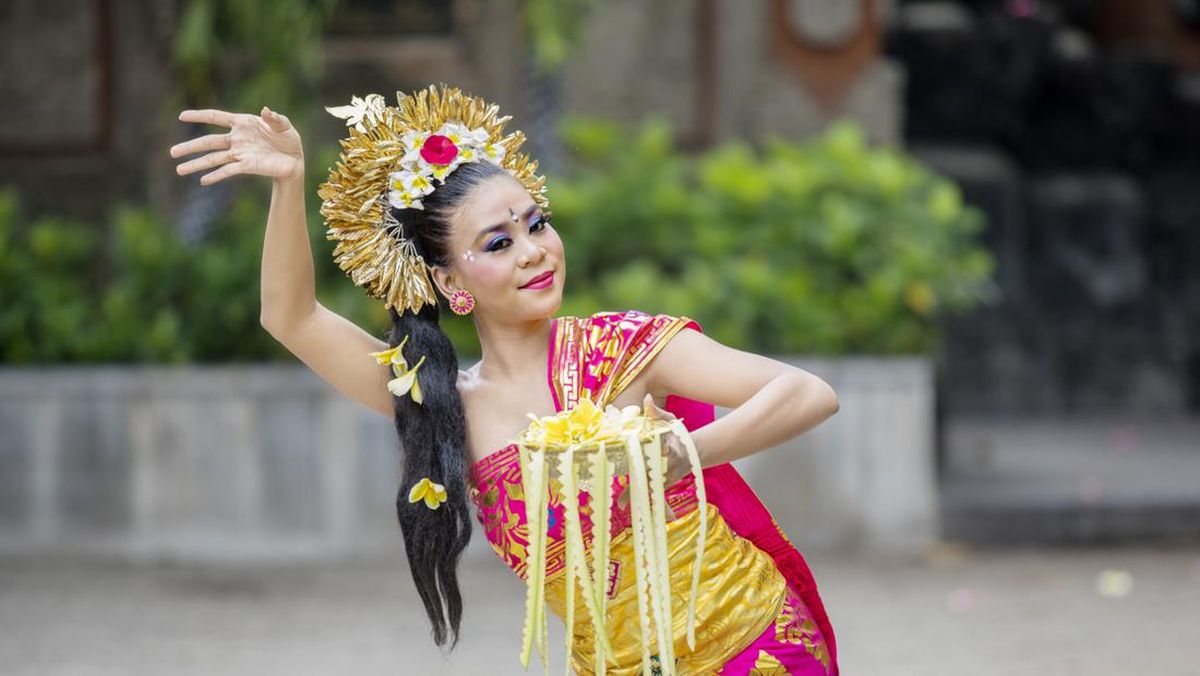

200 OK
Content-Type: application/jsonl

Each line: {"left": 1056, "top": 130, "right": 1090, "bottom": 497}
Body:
{"left": 2, "top": 541, "right": 1198, "bottom": 675}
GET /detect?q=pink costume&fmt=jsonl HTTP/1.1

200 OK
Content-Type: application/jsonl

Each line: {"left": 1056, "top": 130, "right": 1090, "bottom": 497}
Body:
{"left": 468, "top": 310, "right": 839, "bottom": 675}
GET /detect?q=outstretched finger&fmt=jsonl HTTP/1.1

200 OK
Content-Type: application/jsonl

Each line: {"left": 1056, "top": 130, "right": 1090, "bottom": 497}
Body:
{"left": 199, "top": 160, "right": 246, "bottom": 186}
{"left": 261, "top": 106, "right": 291, "bottom": 132}
{"left": 178, "top": 108, "right": 237, "bottom": 128}
{"left": 176, "top": 150, "right": 234, "bottom": 177}
{"left": 170, "top": 133, "right": 230, "bottom": 159}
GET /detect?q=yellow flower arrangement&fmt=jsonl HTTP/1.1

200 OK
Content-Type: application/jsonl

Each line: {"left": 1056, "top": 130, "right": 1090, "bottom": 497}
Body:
{"left": 511, "top": 397, "right": 708, "bottom": 676}
{"left": 522, "top": 396, "right": 650, "bottom": 448}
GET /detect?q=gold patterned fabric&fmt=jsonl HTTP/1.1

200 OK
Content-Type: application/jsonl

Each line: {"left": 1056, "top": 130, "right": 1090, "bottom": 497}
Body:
{"left": 548, "top": 311, "right": 698, "bottom": 412}
{"left": 468, "top": 311, "right": 836, "bottom": 674}
{"left": 545, "top": 502, "right": 788, "bottom": 674}
{"left": 750, "top": 650, "right": 791, "bottom": 675}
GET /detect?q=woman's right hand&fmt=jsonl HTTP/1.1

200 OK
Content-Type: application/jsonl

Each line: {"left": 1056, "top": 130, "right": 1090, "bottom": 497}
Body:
{"left": 170, "top": 107, "right": 304, "bottom": 185}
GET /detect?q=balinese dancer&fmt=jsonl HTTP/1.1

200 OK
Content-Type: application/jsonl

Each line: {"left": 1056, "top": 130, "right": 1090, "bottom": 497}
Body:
{"left": 170, "top": 84, "right": 841, "bottom": 675}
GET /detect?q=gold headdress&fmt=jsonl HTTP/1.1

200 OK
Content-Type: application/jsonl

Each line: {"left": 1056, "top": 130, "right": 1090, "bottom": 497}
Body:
{"left": 317, "top": 83, "right": 550, "bottom": 315}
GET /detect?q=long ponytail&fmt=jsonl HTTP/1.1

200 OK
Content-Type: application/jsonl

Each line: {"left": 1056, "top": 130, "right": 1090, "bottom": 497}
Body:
{"left": 389, "top": 301, "right": 470, "bottom": 649}
{"left": 381, "top": 159, "right": 509, "bottom": 649}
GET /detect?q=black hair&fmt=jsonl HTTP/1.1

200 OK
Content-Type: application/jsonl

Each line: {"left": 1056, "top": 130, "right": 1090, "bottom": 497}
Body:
{"left": 385, "top": 159, "right": 509, "bottom": 651}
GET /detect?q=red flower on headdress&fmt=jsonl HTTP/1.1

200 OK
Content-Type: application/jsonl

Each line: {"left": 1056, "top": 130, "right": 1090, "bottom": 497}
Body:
{"left": 420, "top": 134, "right": 459, "bottom": 165}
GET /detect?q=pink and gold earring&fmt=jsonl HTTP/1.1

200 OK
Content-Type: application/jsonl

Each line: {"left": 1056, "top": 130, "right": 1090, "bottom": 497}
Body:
{"left": 449, "top": 289, "right": 475, "bottom": 315}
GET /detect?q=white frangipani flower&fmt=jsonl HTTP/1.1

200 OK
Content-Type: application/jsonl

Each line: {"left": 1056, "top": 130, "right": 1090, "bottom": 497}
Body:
{"left": 482, "top": 141, "right": 507, "bottom": 164}
{"left": 384, "top": 121, "right": 513, "bottom": 211}
{"left": 325, "top": 93, "right": 387, "bottom": 132}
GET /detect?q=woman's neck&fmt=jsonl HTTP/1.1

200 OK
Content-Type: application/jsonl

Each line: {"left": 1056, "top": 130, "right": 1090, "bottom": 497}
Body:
{"left": 474, "top": 315, "right": 554, "bottom": 384}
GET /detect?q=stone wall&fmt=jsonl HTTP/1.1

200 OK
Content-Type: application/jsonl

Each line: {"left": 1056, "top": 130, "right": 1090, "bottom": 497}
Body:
{"left": 0, "top": 358, "right": 936, "bottom": 563}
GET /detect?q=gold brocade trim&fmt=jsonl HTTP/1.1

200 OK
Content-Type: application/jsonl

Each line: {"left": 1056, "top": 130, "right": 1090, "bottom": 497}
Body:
{"left": 544, "top": 503, "right": 788, "bottom": 675}
{"left": 550, "top": 315, "right": 571, "bottom": 410}
{"left": 750, "top": 649, "right": 792, "bottom": 675}
{"left": 552, "top": 312, "right": 699, "bottom": 411}
{"left": 601, "top": 317, "right": 697, "bottom": 405}
{"left": 775, "top": 592, "right": 832, "bottom": 671}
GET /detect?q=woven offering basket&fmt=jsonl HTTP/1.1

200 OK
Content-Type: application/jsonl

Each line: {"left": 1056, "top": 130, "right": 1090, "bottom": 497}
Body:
{"left": 515, "top": 423, "right": 672, "bottom": 488}
{"left": 508, "top": 399, "right": 708, "bottom": 676}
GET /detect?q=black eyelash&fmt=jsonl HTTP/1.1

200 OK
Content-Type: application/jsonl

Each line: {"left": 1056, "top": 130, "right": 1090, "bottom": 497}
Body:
{"left": 485, "top": 214, "right": 550, "bottom": 251}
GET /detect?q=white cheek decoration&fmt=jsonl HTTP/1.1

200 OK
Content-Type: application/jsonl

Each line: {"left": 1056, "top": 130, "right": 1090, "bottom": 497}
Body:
{"left": 461, "top": 250, "right": 476, "bottom": 262}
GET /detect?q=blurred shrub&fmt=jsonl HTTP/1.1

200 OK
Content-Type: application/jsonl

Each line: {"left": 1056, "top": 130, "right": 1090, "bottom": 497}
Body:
{"left": 0, "top": 150, "right": 385, "bottom": 363}
{"left": 0, "top": 118, "right": 995, "bottom": 363}
{"left": 173, "top": 0, "right": 339, "bottom": 114}
{"left": 521, "top": 0, "right": 597, "bottom": 73}
{"left": 550, "top": 117, "right": 997, "bottom": 354}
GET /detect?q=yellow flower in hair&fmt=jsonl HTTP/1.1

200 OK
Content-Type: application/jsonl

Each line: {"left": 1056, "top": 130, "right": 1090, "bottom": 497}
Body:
{"left": 368, "top": 335, "right": 426, "bottom": 404}
{"left": 386, "top": 354, "right": 426, "bottom": 403}
{"left": 369, "top": 334, "right": 412, "bottom": 367}
{"left": 408, "top": 477, "right": 447, "bottom": 509}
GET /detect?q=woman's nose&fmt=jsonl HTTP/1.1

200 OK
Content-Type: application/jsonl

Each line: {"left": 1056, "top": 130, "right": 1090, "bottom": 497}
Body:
{"left": 520, "top": 242, "right": 547, "bottom": 267}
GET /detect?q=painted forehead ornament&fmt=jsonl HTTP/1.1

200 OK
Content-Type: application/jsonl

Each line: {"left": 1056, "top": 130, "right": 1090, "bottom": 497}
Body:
{"left": 317, "top": 83, "right": 551, "bottom": 316}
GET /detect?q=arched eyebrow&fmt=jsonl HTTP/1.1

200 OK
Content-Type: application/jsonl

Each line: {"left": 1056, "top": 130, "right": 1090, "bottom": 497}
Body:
{"left": 472, "top": 203, "right": 539, "bottom": 245}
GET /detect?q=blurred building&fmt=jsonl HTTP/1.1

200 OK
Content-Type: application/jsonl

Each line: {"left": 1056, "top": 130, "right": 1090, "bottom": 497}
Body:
{"left": 0, "top": 0, "right": 176, "bottom": 220}
{"left": 884, "top": 0, "right": 1200, "bottom": 416}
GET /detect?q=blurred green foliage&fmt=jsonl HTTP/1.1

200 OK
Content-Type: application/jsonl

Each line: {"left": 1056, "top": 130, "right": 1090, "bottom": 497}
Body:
{"left": 173, "top": 0, "right": 339, "bottom": 114}
{"left": 0, "top": 148, "right": 380, "bottom": 363}
{"left": 550, "top": 117, "right": 996, "bottom": 354}
{"left": 521, "top": 0, "right": 597, "bottom": 73}
{"left": 0, "top": 118, "right": 993, "bottom": 362}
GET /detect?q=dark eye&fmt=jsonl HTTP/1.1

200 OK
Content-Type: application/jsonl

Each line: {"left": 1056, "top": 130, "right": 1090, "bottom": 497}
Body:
{"left": 529, "top": 214, "right": 549, "bottom": 232}
{"left": 484, "top": 236, "right": 510, "bottom": 252}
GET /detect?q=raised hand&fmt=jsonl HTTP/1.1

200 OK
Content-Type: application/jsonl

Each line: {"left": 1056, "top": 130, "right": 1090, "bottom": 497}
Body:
{"left": 169, "top": 107, "right": 304, "bottom": 185}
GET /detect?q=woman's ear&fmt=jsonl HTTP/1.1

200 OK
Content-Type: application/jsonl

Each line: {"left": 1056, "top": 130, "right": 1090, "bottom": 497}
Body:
{"left": 429, "top": 265, "right": 458, "bottom": 301}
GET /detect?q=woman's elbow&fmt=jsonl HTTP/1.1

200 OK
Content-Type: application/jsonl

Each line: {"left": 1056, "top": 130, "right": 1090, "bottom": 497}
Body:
{"left": 802, "top": 372, "right": 839, "bottom": 419}
{"left": 821, "top": 381, "right": 839, "bottom": 418}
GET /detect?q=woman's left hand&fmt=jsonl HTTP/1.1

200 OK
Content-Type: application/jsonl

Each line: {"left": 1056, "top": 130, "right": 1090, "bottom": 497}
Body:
{"left": 642, "top": 393, "right": 694, "bottom": 489}
{"left": 614, "top": 394, "right": 693, "bottom": 521}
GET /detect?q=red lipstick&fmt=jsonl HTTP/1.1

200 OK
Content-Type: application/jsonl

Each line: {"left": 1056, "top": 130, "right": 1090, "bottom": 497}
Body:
{"left": 520, "top": 270, "right": 555, "bottom": 290}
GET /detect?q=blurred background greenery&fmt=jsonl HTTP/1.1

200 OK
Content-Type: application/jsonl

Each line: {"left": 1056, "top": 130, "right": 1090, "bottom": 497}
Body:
{"left": 0, "top": 116, "right": 992, "bottom": 362}
{"left": 551, "top": 116, "right": 994, "bottom": 355}
{"left": 0, "top": 0, "right": 993, "bottom": 363}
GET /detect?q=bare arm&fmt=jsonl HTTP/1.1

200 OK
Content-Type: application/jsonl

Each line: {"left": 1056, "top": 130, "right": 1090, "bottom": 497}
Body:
{"left": 256, "top": 171, "right": 395, "bottom": 418}
{"left": 644, "top": 328, "right": 839, "bottom": 468}
{"left": 170, "top": 107, "right": 394, "bottom": 418}
{"left": 259, "top": 165, "right": 316, "bottom": 325}
{"left": 266, "top": 301, "right": 394, "bottom": 418}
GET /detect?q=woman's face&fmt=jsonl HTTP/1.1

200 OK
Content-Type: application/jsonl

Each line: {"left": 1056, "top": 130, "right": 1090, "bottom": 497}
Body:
{"left": 431, "top": 173, "right": 565, "bottom": 323}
